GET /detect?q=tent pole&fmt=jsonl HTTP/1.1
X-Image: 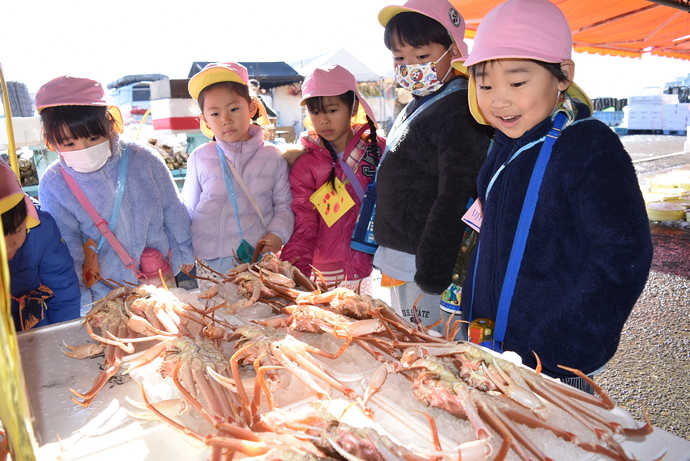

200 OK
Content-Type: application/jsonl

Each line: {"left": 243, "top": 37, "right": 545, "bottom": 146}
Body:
{"left": 0, "top": 62, "right": 20, "bottom": 178}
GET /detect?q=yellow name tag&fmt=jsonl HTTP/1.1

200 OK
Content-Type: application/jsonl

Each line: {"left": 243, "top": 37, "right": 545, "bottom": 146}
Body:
{"left": 309, "top": 178, "right": 355, "bottom": 227}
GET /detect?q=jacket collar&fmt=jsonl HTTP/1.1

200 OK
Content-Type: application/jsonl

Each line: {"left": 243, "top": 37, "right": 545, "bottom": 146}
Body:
{"left": 494, "top": 99, "right": 591, "bottom": 150}
{"left": 215, "top": 124, "right": 264, "bottom": 156}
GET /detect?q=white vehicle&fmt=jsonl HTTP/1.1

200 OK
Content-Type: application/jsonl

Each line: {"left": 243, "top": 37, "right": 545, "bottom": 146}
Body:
{"left": 107, "top": 74, "right": 168, "bottom": 126}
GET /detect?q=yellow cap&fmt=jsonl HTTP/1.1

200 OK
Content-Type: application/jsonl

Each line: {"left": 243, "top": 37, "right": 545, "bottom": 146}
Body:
{"left": 188, "top": 62, "right": 249, "bottom": 101}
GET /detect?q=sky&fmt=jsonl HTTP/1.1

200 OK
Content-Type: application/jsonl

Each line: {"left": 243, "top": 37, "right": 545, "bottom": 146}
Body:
{"left": 1, "top": 0, "right": 689, "bottom": 101}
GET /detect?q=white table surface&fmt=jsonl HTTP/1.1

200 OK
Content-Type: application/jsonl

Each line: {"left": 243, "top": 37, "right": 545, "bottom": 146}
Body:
{"left": 17, "top": 319, "right": 690, "bottom": 461}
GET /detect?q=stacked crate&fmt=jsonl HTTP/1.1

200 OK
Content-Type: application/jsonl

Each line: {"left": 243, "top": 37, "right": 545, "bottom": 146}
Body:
{"left": 149, "top": 79, "right": 200, "bottom": 134}
{"left": 662, "top": 103, "right": 689, "bottom": 134}
{"left": 627, "top": 93, "right": 678, "bottom": 132}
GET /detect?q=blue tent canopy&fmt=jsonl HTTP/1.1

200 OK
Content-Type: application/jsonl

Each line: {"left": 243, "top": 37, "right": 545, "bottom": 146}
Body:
{"left": 188, "top": 62, "right": 303, "bottom": 90}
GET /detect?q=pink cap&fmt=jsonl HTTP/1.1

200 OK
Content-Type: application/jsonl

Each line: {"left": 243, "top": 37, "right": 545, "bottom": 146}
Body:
{"left": 300, "top": 65, "right": 377, "bottom": 124}
{"left": 0, "top": 160, "right": 40, "bottom": 229}
{"left": 379, "top": 0, "right": 468, "bottom": 58}
{"left": 35, "top": 76, "right": 108, "bottom": 112}
{"left": 463, "top": 0, "right": 572, "bottom": 67}
{"left": 188, "top": 62, "right": 249, "bottom": 101}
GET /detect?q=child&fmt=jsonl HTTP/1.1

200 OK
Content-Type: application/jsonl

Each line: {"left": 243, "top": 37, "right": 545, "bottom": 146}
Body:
{"left": 2, "top": 160, "right": 80, "bottom": 331}
{"left": 280, "top": 65, "right": 385, "bottom": 288}
{"left": 456, "top": 0, "right": 653, "bottom": 391}
{"left": 374, "top": 0, "right": 493, "bottom": 330}
{"left": 36, "top": 76, "right": 194, "bottom": 313}
{"left": 182, "top": 62, "right": 293, "bottom": 277}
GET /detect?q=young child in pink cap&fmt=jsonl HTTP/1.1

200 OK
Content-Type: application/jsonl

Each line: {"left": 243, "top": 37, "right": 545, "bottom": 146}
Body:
{"left": 182, "top": 62, "right": 293, "bottom": 278}
{"left": 1, "top": 160, "right": 80, "bottom": 331}
{"left": 280, "top": 65, "right": 385, "bottom": 288}
{"left": 374, "top": 0, "right": 493, "bottom": 331}
{"left": 36, "top": 76, "right": 194, "bottom": 312}
{"left": 456, "top": 0, "right": 652, "bottom": 392}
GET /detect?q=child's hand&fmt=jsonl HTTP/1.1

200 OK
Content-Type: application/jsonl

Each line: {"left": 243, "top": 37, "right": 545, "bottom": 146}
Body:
{"left": 260, "top": 233, "right": 283, "bottom": 254}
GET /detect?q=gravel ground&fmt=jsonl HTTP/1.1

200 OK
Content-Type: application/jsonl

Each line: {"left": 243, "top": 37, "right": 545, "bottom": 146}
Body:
{"left": 596, "top": 134, "right": 690, "bottom": 442}
{"left": 620, "top": 133, "right": 690, "bottom": 175}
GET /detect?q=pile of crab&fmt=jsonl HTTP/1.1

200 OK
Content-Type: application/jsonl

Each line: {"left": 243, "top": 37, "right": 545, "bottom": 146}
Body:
{"left": 62, "top": 254, "right": 660, "bottom": 461}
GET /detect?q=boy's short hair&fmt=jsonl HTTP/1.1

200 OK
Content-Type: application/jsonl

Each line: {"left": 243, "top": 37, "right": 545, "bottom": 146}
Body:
{"left": 384, "top": 11, "right": 453, "bottom": 50}
{"left": 2, "top": 198, "right": 27, "bottom": 236}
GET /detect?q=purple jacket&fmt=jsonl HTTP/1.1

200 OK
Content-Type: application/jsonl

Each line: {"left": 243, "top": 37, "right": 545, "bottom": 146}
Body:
{"left": 39, "top": 139, "right": 194, "bottom": 312}
{"left": 281, "top": 125, "right": 385, "bottom": 279}
{"left": 181, "top": 124, "right": 294, "bottom": 260}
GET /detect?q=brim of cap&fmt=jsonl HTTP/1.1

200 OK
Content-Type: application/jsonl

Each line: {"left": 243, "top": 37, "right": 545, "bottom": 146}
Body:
{"left": 36, "top": 100, "right": 108, "bottom": 113}
{"left": 450, "top": 58, "right": 469, "bottom": 76}
{"left": 199, "top": 119, "right": 214, "bottom": 139}
{"left": 463, "top": 47, "right": 566, "bottom": 68}
{"left": 467, "top": 74, "right": 490, "bottom": 125}
{"left": 468, "top": 74, "right": 594, "bottom": 126}
{"left": 378, "top": 5, "right": 417, "bottom": 27}
{"left": 0, "top": 193, "right": 40, "bottom": 229}
{"left": 189, "top": 67, "right": 246, "bottom": 101}
{"left": 109, "top": 106, "right": 124, "bottom": 134}
{"left": 567, "top": 82, "right": 593, "bottom": 114}
{"left": 299, "top": 83, "right": 356, "bottom": 105}
{"left": 255, "top": 100, "right": 272, "bottom": 126}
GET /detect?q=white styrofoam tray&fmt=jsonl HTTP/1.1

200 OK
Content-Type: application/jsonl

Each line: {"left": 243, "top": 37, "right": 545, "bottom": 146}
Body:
{"left": 17, "top": 318, "right": 675, "bottom": 461}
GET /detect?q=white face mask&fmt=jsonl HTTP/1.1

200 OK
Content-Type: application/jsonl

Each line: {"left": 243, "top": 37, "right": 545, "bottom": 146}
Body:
{"left": 60, "top": 140, "right": 112, "bottom": 173}
{"left": 394, "top": 47, "right": 454, "bottom": 97}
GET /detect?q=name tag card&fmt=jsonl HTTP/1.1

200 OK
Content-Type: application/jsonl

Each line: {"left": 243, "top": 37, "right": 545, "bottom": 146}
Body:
{"left": 462, "top": 199, "right": 483, "bottom": 233}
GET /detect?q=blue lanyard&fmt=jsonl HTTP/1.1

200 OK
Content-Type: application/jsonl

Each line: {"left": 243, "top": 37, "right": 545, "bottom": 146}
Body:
{"left": 485, "top": 138, "right": 543, "bottom": 198}
{"left": 217, "top": 144, "right": 245, "bottom": 242}
{"left": 96, "top": 145, "right": 129, "bottom": 252}
{"left": 469, "top": 112, "right": 567, "bottom": 344}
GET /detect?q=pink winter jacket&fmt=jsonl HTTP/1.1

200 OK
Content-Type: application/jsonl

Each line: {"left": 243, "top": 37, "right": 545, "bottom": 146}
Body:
{"left": 281, "top": 125, "right": 385, "bottom": 280}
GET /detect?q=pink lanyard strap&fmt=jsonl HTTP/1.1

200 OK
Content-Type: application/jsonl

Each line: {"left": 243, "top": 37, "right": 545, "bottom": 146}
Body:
{"left": 59, "top": 166, "right": 142, "bottom": 280}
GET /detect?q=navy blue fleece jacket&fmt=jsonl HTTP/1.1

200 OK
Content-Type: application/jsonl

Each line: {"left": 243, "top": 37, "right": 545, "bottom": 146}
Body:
{"left": 462, "top": 104, "right": 653, "bottom": 379}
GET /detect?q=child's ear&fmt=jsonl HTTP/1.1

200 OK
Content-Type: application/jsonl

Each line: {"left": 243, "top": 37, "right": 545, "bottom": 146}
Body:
{"left": 559, "top": 59, "right": 575, "bottom": 91}
{"left": 449, "top": 43, "right": 461, "bottom": 59}
{"left": 352, "top": 100, "right": 360, "bottom": 117}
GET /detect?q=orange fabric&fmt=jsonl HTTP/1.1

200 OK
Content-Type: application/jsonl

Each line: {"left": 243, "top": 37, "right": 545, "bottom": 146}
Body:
{"left": 452, "top": 0, "right": 690, "bottom": 61}
{"left": 380, "top": 274, "right": 406, "bottom": 288}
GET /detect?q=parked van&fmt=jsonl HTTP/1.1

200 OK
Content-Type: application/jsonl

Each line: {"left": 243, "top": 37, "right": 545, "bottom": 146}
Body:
{"left": 107, "top": 74, "right": 168, "bottom": 126}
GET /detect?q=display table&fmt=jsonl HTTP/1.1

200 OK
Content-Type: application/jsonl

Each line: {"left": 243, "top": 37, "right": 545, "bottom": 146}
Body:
{"left": 17, "top": 318, "right": 690, "bottom": 461}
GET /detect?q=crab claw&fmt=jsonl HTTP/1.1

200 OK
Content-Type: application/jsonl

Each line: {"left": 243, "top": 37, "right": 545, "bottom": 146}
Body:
{"left": 62, "top": 341, "right": 105, "bottom": 359}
